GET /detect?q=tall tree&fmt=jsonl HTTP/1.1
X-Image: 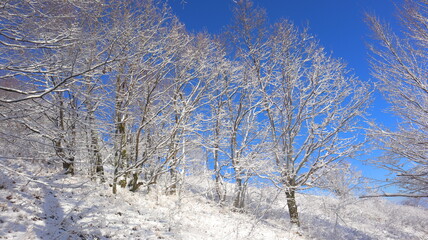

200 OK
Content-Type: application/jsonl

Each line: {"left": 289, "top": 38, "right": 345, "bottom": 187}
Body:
{"left": 107, "top": 0, "right": 180, "bottom": 193}
{"left": 221, "top": 0, "right": 269, "bottom": 209}
{"left": 366, "top": 0, "right": 428, "bottom": 198}
{"left": 265, "top": 21, "right": 369, "bottom": 227}
{"left": 0, "top": 0, "right": 113, "bottom": 173}
{"left": 0, "top": 0, "right": 115, "bottom": 103}
{"left": 227, "top": 1, "right": 370, "bottom": 226}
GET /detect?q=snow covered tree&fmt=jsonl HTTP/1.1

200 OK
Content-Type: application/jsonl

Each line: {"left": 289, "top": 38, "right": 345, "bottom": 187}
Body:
{"left": 161, "top": 32, "right": 228, "bottom": 195}
{"left": 203, "top": 60, "right": 236, "bottom": 203}
{"left": 220, "top": 0, "right": 270, "bottom": 209}
{"left": 314, "top": 162, "right": 365, "bottom": 198}
{"left": 264, "top": 21, "right": 369, "bottom": 227}
{"left": 0, "top": 0, "right": 115, "bottom": 103}
{"left": 366, "top": 0, "right": 428, "bottom": 198}
{"left": 106, "top": 1, "right": 182, "bottom": 194}
{"left": 227, "top": 0, "right": 370, "bottom": 226}
{"left": 0, "top": 0, "right": 113, "bottom": 173}
{"left": 0, "top": 78, "right": 46, "bottom": 159}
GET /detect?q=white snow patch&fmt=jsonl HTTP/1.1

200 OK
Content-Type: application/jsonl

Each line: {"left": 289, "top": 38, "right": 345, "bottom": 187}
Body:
{"left": 0, "top": 159, "right": 426, "bottom": 239}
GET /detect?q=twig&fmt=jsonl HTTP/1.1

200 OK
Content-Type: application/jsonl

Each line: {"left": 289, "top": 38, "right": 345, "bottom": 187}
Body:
{"left": 360, "top": 194, "right": 428, "bottom": 198}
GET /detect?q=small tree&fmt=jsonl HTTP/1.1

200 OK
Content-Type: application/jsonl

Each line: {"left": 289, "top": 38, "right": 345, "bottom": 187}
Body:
{"left": 314, "top": 162, "right": 365, "bottom": 198}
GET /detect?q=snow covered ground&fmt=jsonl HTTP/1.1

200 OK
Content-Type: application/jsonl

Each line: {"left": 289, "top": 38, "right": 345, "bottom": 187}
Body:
{"left": 1, "top": 159, "right": 427, "bottom": 240}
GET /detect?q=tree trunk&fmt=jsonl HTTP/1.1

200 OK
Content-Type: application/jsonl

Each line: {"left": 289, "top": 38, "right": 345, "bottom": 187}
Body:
{"left": 285, "top": 188, "right": 300, "bottom": 227}
{"left": 112, "top": 168, "right": 118, "bottom": 194}
{"left": 88, "top": 108, "right": 104, "bottom": 182}
{"left": 233, "top": 178, "right": 245, "bottom": 209}
{"left": 94, "top": 149, "right": 104, "bottom": 182}
{"left": 55, "top": 92, "right": 75, "bottom": 175}
{"left": 63, "top": 157, "right": 75, "bottom": 175}
{"left": 112, "top": 61, "right": 128, "bottom": 194}
{"left": 130, "top": 171, "right": 143, "bottom": 192}
{"left": 214, "top": 145, "right": 226, "bottom": 203}
{"left": 167, "top": 167, "right": 178, "bottom": 195}
{"left": 65, "top": 99, "right": 77, "bottom": 176}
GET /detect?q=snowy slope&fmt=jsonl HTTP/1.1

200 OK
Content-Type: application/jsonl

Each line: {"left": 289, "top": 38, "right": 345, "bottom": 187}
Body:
{"left": 0, "top": 159, "right": 427, "bottom": 240}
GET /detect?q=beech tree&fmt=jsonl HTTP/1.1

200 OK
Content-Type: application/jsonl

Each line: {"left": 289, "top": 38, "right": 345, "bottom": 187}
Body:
{"left": 0, "top": 0, "right": 112, "bottom": 173}
{"left": 161, "top": 32, "right": 228, "bottom": 195}
{"left": 266, "top": 20, "right": 370, "bottom": 227}
{"left": 220, "top": 0, "right": 270, "bottom": 209}
{"left": 0, "top": 78, "right": 45, "bottom": 159}
{"left": 0, "top": 0, "right": 116, "bottom": 103}
{"left": 106, "top": 1, "right": 182, "bottom": 194}
{"left": 204, "top": 60, "right": 235, "bottom": 203}
{"left": 227, "top": 1, "right": 370, "bottom": 226}
{"left": 366, "top": 0, "right": 428, "bottom": 198}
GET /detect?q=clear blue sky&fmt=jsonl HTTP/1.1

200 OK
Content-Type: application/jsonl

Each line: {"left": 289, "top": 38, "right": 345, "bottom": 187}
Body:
{"left": 170, "top": 0, "right": 401, "bottom": 191}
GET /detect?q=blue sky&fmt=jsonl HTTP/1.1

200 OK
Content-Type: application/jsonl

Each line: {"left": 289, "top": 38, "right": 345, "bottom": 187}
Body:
{"left": 169, "top": 0, "right": 402, "bottom": 192}
{"left": 169, "top": 0, "right": 400, "bottom": 126}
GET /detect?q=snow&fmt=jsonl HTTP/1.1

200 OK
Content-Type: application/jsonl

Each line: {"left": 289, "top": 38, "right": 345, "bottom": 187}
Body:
{"left": 1, "top": 159, "right": 427, "bottom": 239}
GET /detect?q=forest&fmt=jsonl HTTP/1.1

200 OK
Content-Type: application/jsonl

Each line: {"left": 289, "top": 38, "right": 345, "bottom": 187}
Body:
{"left": 0, "top": 0, "right": 427, "bottom": 239}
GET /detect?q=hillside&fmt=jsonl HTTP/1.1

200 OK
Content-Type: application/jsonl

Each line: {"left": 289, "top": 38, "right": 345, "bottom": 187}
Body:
{"left": 1, "top": 159, "right": 427, "bottom": 240}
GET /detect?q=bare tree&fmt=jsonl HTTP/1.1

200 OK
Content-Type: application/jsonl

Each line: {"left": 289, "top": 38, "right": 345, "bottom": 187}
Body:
{"left": 204, "top": 66, "right": 231, "bottom": 203}
{"left": 366, "top": 0, "right": 428, "bottom": 198}
{"left": 220, "top": 0, "right": 270, "bottom": 209}
{"left": 0, "top": 0, "right": 135, "bottom": 178}
{"left": 265, "top": 21, "right": 369, "bottom": 227}
{"left": 314, "top": 162, "right": 366, "bottom": 198}
{"left": 106, "top": 0, "right": 181, "bottom": 194}
{"left": 0, "top": 78, "right": 47, "bottom": 159}
{"left": 0, "top": 0, "right": 110, "bottom": 174}
{"left": 226, "top": 1, "right": 370, "bottom": 226}
{"left": 0, "top": 0, "right": 116, "bottom": 103}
